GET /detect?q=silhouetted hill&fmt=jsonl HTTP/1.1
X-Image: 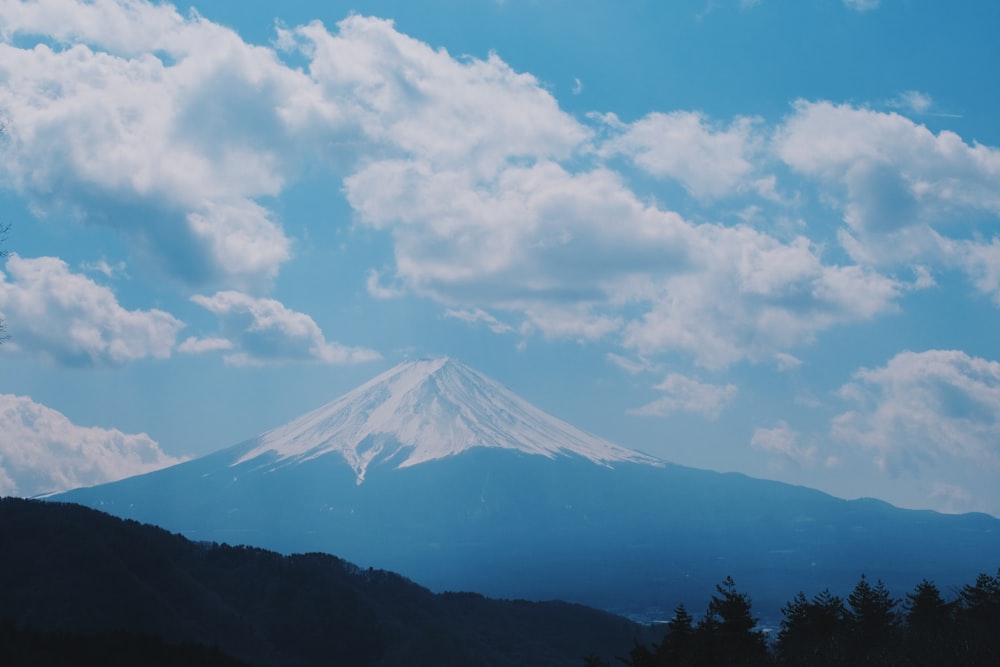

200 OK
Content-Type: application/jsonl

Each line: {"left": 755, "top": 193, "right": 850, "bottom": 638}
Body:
{"left": 0, "top": 498, "right": 647, "bottom": 666}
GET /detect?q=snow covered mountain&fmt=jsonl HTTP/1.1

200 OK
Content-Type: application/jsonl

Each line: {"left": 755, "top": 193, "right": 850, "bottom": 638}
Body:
{"left": 235, "top": 357, "right": 661, "bottom": 482}
{"left": 54, "top": 358, "right": 1000, "bottom": 620}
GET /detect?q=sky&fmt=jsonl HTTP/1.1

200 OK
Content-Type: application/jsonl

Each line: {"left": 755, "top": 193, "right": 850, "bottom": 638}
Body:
{"left": 1, "top": 0, "right": 999, "bottom": 516}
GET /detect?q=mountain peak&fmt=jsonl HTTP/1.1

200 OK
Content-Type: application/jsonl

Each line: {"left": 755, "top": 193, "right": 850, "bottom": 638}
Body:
{"left": 234, "top": 357, "right": 661, "bottom": 482}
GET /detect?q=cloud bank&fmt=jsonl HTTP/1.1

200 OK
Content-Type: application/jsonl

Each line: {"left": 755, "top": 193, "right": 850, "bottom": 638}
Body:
{"left": 0, "top": 393, "right": 184, "bottom": 496}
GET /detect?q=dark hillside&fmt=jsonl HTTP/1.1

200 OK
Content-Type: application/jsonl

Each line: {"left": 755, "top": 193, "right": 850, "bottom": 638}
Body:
{"left": 0, "top": 497, "right": 646, "bottom": 666}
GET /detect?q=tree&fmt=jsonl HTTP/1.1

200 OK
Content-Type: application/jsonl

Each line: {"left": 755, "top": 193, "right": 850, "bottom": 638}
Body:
{"left": 696, "top": 576, "right": 769, "bottom": 667}
{"left": 956, "top": 570, "right": 1000, "bottom": 664}
{"left": 903, "top": 580, "right": 955, "bottom": 666}
{"left": 776, "top": 589, "right": 847, "bottom": 666}
{"left": 846, "top": 574, "right": 899, "bottom": 664}
{"left": 658, "top": 604, "right": 696, "bottom": 666}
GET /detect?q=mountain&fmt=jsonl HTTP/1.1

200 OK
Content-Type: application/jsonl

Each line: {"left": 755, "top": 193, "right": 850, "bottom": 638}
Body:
{"left": 0, "top": 497, "right": 644, "bottom": 666}
{"left": 230, "top": 356, "right": 660, "bottom": 482}
{"left": 55, "top": 358, "right": 1000, "bottom": 621}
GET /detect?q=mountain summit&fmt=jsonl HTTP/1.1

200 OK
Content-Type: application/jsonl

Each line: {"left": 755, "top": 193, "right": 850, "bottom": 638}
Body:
{"left": 235, "top": 357, "right": 662, "bottom": 482}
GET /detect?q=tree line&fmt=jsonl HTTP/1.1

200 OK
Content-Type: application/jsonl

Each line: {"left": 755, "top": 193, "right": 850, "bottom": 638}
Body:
{"left": 586, "top": 569, "right": 1000, "bottom": 667}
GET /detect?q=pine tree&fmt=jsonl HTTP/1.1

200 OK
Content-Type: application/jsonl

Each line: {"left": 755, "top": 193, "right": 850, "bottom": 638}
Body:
{"left": 903, "top": 580, "right": 955, "bottom": 666}
{"left": 697, "top": 576, "right": 769, "bottom": 667}
{"left": 846, "top": 574, "right": 899, "bottom": 664}
{"left": 656, "top": 604, "right": 695, "bottom": 666}
{"left": 776, "top": 589, "right": 847, "bottom": 666}
{"left": 956, "top": 570, "right": 1000, "bottom": 665}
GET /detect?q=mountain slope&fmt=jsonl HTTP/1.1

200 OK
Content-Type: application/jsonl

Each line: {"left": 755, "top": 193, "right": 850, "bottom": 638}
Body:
{"left": 54, "top": 358, "right": 1000, "bottom": 621}
{"left": 233, "top": 357, "right": 660, "bottom": 482}
{"left": 0, "top": 498, "right": 645, "bottom": 667}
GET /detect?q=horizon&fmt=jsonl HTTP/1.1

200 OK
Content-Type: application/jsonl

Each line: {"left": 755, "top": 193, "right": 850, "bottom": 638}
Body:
{"left": 1, "top": 0, "right": 1000, "bottom": 518}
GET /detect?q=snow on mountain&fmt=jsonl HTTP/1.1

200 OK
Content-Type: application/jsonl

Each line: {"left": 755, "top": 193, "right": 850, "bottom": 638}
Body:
{"left": 235, "top": 357, "right": 662, "bottom": 482}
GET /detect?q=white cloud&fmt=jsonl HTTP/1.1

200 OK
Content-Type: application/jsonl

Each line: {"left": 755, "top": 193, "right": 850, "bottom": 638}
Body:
{"left": 190, "top": 290, "right": 379, "bottom": 366}
{"left": 0, "top": 255, "right": 182, "bottom": 366}
{"left": 929, "top": 482, "right": 974, "bottom": 514}
{"left": 956, "top": 238, "right": 1000, "bottom": 305}
{"left": 0, "top": 0, "right": 307, "bottom": 287}
{"left": 606, "top": 353, "right": 651, "bottom": 375}
{"left": 774, "top": 352, "right": 803, "bottom": 371}
{"left": 843, "top": 0, "right": 879, "bottom": 11}
{"left": 444, "top": 307, "right": 514, "bottom": 334}
{"left": 177, "top": 336, "right": 233, "bottom": 354}
{"left": 365, "top": 269, "right": 404, "bottom": 300}
{"left": 775, "top": 101, "right": 1000, "bottom": 281}
{"left": 889, "top": 90, "right": 933, "bottom": 115}
{"left": 630, "top": 372, "right": 737, "bottom": 419}
{"left": 0, "top": 393, "right": 184, "bottom": 497}
{"left": 3, "top": 5, "right": 970, "bottom": 373}
{"left": 297, "top": 15, "right": 589, "bottom": 174}
{"left": 80, "top": 258, "right": 128, "bottom": 279}
{"left": 599, "top": 111, "right": 761, "bottom": 199}
{"left": 347, "top": 153, "right": 900, "bottom": 367}
{"left": 751, "top": 421, "right": 818, "bottom": 466}
{"left": 833, "top": 350, "right": 1000, "bottom": 473}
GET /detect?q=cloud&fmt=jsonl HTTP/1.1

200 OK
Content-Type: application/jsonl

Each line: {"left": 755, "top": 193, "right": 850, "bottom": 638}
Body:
{"left": 888, "top": 90, "right": 933, "bottom": 115}
{"left": 296, "top": 15, "right": 589, "bottom": 174}
{"left": 599, "top": 111, "right": 761, "bottom": 199}
{"left": 365, "top": 269, "right": 404, "bottom": 300}
{"left": 833, "top": 350, "right": 1000, "bottom": 473}
{"left": 774, "top": 352, "right": 803, "bottom": 371}
{"left": 6, "top": 5, "right": 988, "bottom": 374}
{"left": 606, "top": 353, "right": 651, "bottom": 375}
{"left": 775, "top": 101, "right": 1000, "bottom": 283}
{"left": 444, "top": 307, "right": 514, "bottom": 334}
{"left": 843, "top": 0, "right": 879, "bottom": 11}
{"left": 630, "top": 372, "right": 737, "bottom": 419}
{"left": 751, "top": 421, "right": 818, "bottom": 466}
{"left": 190, "top": 290, "right": 379, "bottom": 366}
{"left": 0, "top": 255, "right": 182, "bottom": 366}
{"left": 177, "top": 336, "right": 233, "bottom": 354}
{"left": 347, "top": 153, "right": 900, "bottom": 367}
{"left": 955, "top": 238, "right": 1000, "bottom": 305}
{"left": 0, "top": 393, "right": 184, "bottom": 497}
{"left": 80, "top": 258, "right": 128, "bottom": 279}
{"left": 0, "top": 0, "right": 307, "bottom": 287}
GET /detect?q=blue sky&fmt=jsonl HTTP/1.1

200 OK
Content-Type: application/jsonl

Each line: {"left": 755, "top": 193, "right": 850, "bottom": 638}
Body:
{"left": 2, "top": 0, "right": 1000, "bottom": 516}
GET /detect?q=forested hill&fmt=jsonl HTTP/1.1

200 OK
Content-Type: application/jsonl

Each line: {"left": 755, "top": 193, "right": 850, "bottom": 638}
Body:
{"left": 0, "top": 498, "right": 646, "bottom": 666}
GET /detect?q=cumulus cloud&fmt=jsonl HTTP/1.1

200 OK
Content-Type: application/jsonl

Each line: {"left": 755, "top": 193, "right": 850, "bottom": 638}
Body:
{"left": 4, "top": 3, "right": 992, "bottom": 376}
{"left": 630, "top": 372, "right": 737, "bottom": 419}
{"left": 347, "top": 153, "right": 900, "bottom": 367}
{"left": 833, "top": 350, "right": 1000, "bottom": 472}
{"left": 294, "top": 15, "right": 588, "bottom": 175}
{"left": 0, "top": 0, "right": 308, "bottom": 287}
{"left": 599, "top": 111, "right": 761, "bottom": 199}
{"left": 0, "top": 393, "right": 184, "bottom": 497}
{"left": 775, "top": 101, "right": 1000, "bottom": 286}
{"left": 0, "top": 255, "right": 182, "bottom": 366}
{"left": 189, "top": 290, "right": 379, "bottom": 366}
